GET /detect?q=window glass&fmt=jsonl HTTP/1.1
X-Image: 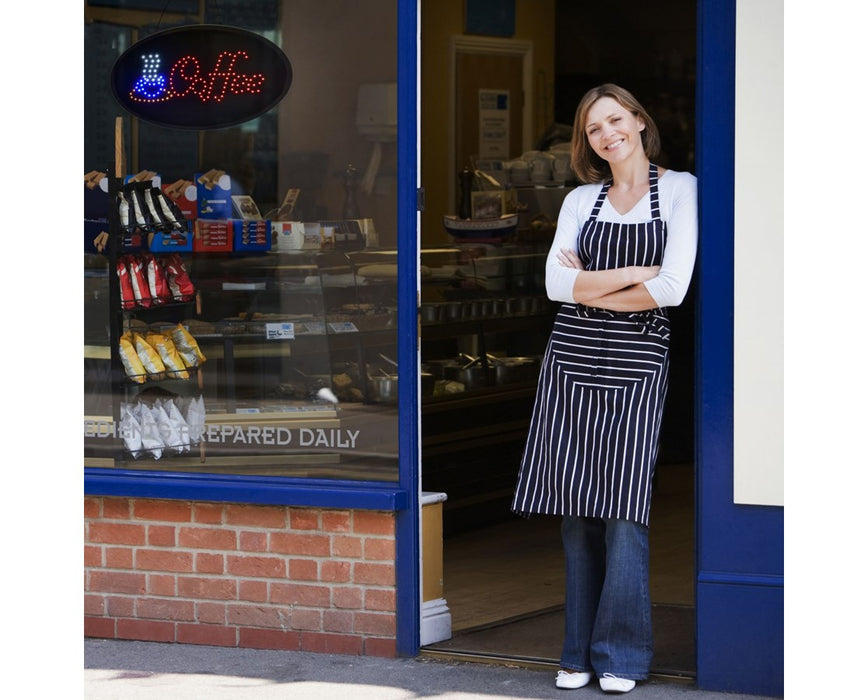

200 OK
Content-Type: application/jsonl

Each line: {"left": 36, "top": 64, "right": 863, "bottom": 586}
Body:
{"left": 84, "top": 0, "right": 399, "bottom": 481}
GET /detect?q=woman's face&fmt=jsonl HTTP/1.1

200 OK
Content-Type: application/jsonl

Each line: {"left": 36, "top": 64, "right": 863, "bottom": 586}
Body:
{"left": 583, "top": 96, "right": 646, "bottom": 166}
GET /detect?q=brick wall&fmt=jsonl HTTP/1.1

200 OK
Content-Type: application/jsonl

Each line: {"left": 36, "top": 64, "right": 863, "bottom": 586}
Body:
{"left": 84, "top": 497, "right": 397, "bottom": 656}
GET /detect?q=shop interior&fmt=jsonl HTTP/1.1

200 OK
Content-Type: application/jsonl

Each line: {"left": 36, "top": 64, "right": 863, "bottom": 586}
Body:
{"left": 417, "top": 0, "right": 698, "bottom": 678}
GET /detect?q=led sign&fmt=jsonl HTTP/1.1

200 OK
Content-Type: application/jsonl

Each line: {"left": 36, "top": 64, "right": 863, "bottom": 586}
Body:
{"left": 111, "top": 25, "right": 292, "bottom": 130}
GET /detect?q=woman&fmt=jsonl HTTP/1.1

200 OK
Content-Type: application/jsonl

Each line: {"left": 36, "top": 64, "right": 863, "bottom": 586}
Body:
{"left": 511, "top": 84, "right": 697, "bottom": 693}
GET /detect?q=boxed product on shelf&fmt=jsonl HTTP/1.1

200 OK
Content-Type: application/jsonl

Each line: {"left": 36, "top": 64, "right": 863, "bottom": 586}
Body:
{"left": 150, "top": 220, "right": 193, "bottom": 253}
{"left": 193, "top": 219, "right": 233, "bottom": 252}
{"left": 321, "top": 219, "right": 365, "bottom": 250}
{"left": 124, "top": 171, "right": 161, "bottom": 188}
{"left": 471, "top": 189, "right": 517, "bottom": 219}
{"left": 233, "top": 219, "right": 272, "bottom": 252}
{"left": 232, "top": 194, "right": 262, "bottom": 220}
{"left": 161, "top": 178, "right": 197, "bottom": 219}
{"left": 195, "top": 170, "right": 233, "bottom": 219}
{"left": 273, "top": 221, "right": 323, "bottom": 251}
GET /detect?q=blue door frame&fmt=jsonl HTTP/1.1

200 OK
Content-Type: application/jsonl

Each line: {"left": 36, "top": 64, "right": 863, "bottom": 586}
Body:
{"left": 394, "top": 0, "right": 421, "bottom": 657}
{"left": 695, "top": 0, "right": 784, "bottom": 695}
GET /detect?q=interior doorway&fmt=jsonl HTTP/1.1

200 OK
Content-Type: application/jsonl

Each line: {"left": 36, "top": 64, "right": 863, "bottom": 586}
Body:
{"left": 447, "top": 34, "right": 533, "bottom": 215}
{"left": 419, "top": 0, "right": 697, "bottom": 678}
{"left": 455, "top": 52, "right": 523, "bottom": 175}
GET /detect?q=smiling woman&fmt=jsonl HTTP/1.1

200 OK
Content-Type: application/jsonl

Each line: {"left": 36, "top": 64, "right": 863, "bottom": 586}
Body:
{"left": 510, "top": 83, "right": 698, "bottom": 693}
{"left": 569, "top": 84, "right": 662, "bottom": 186}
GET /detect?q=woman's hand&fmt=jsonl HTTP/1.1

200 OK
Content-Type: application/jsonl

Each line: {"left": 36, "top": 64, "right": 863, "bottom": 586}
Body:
{"left": 558, "top": 248, "right": 659, "bottom": 285}
{"left": 554, "top": 247, "right": 661, "bottom": 308}
{"left": 556, "top": 248, "right": 582, "bottom": 269}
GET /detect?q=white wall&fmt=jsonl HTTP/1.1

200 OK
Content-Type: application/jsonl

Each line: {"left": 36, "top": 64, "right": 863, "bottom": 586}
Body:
{"left": 733, "top": 0, "right": 784, "bottom": 505}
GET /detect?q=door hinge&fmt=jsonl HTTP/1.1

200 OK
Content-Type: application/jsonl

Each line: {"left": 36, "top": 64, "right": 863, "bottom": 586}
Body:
{"left": 416, "top": 187, "right": 425, "bottom": 212}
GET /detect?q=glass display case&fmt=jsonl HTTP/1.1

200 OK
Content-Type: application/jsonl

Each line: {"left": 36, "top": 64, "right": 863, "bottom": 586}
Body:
{"left": 418, "top": 242, "right": 558, "bottom": 535}
{"left": 84, "top": 232, "right": 556, "bottom": 499}
{"left": 84, "top": 245, "right": 400, "bottom": 482}
{"left": 419, "top": 242, "right": 554, "bottom": 391}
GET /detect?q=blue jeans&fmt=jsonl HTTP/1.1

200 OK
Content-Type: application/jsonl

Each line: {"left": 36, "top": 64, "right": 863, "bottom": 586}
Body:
{"left": 560, "top": 516, "right": 653, "bottom": 680}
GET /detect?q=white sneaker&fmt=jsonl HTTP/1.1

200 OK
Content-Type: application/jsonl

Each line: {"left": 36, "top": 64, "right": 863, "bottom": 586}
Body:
{"left": 555, "top": 669, "right": 593, "bottom": 689}
{"left": 599, "top": 673, "right": 636, "bottom": 693}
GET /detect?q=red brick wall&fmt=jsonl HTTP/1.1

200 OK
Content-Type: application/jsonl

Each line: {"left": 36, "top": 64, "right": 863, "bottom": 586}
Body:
{"left": 84, "top": 497, "right": 397, "bottom": 657}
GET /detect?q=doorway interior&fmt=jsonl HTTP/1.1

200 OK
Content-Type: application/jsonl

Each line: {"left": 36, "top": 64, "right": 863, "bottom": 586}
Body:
{"left": 419, "top": 0, "right": 698, "bottom": 679}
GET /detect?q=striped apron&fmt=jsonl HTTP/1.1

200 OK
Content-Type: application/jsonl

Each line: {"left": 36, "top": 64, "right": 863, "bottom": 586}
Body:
{"left": 511, "top": 164, "right": 669, "bottom": 526}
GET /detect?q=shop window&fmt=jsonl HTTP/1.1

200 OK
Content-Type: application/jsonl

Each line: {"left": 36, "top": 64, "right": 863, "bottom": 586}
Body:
{"left": 84, "top": 1, "right": 400, "bottom": 484}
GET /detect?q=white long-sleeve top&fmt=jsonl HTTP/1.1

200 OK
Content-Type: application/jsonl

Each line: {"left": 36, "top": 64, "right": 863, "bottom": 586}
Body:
{"left": 545, "top": 169, "right": 698, "bottom": 308}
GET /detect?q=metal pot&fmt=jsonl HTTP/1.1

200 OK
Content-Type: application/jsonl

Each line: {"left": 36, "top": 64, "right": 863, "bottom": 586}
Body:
{"left": 420, "top": 303, "right": 440, "bottom": 323}
{"left": 443, "top": 354, "right": 496, "bottom": 389}
{"left": 467, "top": 299, "right": 493, "bottom": 318}
{"left": 442, "top": 301, "right": 463, "bottom": 321}
{"left": 505, "top": 297, "right": 531, "bottom": 315}
{"left": 370, "top": 355, "right": 436, "bottom": 400}
{"left": 368, "top": 370, "right": 398, "bottom": 402}
{"left": 493, "top": 356, "right": 541, "bottom": 384}
{"left": 367, "top": 371, "right": 435, "bottom": 401}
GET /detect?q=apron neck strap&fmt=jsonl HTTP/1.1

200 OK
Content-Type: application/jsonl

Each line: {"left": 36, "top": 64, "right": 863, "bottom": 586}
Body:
{"left": 588, "top": 163, "right": 662, "bottom": 222}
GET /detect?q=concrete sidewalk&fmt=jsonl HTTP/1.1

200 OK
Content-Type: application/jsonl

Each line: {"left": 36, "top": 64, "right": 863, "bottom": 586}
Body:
{"left": 84, "top": 638, "right": 778, "bottom": 699}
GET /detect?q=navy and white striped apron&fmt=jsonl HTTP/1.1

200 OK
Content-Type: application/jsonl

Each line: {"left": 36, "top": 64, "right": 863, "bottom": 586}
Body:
{"left": 511, "top": 164, "right": 669, "bottom": 526}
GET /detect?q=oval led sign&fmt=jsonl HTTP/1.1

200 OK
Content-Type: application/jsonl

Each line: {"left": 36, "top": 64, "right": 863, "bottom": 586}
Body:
{"left": 111, "top": 25, "right": 292, "bottom": 130}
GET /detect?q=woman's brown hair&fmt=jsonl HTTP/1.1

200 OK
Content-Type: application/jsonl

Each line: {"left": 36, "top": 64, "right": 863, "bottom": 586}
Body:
{"left": 570, "top": 84, "right": 661, "bottom": 183}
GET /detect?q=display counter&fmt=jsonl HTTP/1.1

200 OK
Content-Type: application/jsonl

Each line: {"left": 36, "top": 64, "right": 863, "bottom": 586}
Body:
{"left": 417, "top": 244, "right": 556, "bottom": 534}
{"left": 84, "top": 245, "right": 400, "bottom": 479}
{"left": 85, "top": 240, "right": 554, "bottom": 495}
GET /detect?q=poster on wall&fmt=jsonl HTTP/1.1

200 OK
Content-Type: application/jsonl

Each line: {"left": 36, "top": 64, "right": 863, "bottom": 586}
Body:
{"left": 478, "top": 89, "right": 510, "bottom": 159}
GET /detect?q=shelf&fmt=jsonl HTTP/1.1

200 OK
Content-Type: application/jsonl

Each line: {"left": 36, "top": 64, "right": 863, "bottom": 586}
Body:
{"left": 85, "top": 409, "right": 340, "bottom": 439}
{"left": 205, "top": 410, "right": 338, "bottom": 424}
{"left": 420, "top": 312, "right": 554, "bottom": 341}
{"left": 88, "top": 184, "right": 552, "bottom": 477}
{"left": 422, "top": 383, "right": 536, "bottom": 412}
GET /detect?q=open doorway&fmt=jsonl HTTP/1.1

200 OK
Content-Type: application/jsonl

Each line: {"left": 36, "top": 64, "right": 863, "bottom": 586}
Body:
{"left": 419, "top": 0, "right": 697, "bottom": 678}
